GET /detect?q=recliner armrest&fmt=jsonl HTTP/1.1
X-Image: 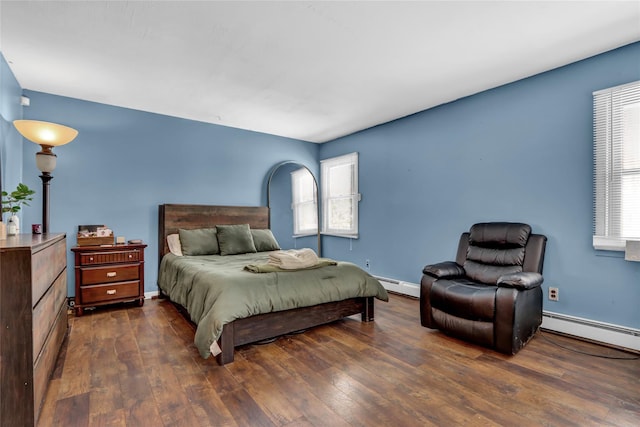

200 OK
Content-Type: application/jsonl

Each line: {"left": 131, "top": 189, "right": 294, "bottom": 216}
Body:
{"left": 422, "top": 261, "right": 465, "bottom": 279}
{"left": 497, "top": 272, "right": 543, "bottom": 290}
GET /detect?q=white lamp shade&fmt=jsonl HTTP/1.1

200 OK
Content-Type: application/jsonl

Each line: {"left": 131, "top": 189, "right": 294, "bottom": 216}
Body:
{"left": 35, "top": 151, "right": 57, "bottom": 173}
{"left": 13, "top": 120, "right": 78, "bottom": 146}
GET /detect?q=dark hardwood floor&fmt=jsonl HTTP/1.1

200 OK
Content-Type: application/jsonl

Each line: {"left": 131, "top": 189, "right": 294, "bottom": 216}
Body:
{"left": 37, "top": 294, "right": 639, "bottom": 427}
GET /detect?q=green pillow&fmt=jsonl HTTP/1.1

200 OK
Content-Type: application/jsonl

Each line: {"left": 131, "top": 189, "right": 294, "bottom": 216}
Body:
{"left": 216, "top": 224, "right": 257, "bottom": 255}
{"left": 251, "top": 229, "right": 281, "bottom": 252}
{"left": 178, "top": 228, "right": 219, "bottom": 256}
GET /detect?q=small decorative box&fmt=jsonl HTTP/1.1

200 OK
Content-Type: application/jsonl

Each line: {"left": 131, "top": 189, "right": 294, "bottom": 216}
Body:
{"left": 77, "top": 224, "right": 114, "bottom": 246}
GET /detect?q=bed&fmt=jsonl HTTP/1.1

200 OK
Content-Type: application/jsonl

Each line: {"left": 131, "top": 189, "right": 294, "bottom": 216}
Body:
{"left": 157, "top": 204, "right": 388, "bottom": 365}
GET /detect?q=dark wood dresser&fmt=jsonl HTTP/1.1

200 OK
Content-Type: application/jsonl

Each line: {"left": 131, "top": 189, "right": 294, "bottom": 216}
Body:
{"left": 0, "top": 233, "right": 68, "bottom": 427}
{"left": 71, "top": 243, "right": 146, "bottom": 316}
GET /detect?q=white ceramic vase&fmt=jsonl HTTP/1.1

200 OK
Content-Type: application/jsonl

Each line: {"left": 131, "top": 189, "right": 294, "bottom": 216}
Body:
{"left": 7, "top": 215, "right": 19, "bottom": 235}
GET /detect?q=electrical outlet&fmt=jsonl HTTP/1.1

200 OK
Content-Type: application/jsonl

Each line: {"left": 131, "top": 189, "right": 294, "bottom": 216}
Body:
{"left": 365, "top": 259, "right": 370, "bottom": 269}
{"left": 548, "top": 287, "right": 559, "bottom": 301}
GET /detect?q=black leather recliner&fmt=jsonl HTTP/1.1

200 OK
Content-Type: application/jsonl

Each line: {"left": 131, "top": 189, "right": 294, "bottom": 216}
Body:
{"left": 420, "top": 222, "right": 547, "bottom": 354}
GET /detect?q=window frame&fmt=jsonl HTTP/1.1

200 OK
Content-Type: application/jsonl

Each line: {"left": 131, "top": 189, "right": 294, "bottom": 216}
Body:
{"left": 320, "top": 152, "right": 360, "bottom": 238}
{"left": 593, "top": 80, "right": 640, "bottom": 251}
{"left": 290, "top": 167, "right": 318, "bottom": 237}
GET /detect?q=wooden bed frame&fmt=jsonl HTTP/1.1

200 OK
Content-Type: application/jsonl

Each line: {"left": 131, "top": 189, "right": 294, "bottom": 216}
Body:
{"left": 158, "top": 204, "right": 375, "bottom": 365}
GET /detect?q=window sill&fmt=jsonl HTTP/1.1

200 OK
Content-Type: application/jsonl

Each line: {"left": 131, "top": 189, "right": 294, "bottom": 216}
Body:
{"left": 321, "top": 232, "right": 359, "bottom": 239}
{"left": 592, "top": 236, "right": 626, "bottom": 252}
{"left": 293, "top": 233, "right": 318, "bottom": 238}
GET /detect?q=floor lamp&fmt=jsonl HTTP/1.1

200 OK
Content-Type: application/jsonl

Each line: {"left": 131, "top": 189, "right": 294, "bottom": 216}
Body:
{"left": 13, "top": 120, "right": 78, "bottom": 233}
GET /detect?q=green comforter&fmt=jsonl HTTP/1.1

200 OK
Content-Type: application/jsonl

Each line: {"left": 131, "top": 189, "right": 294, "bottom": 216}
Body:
{"left": 158, "top": 252, "right": 389, "bottom": 358}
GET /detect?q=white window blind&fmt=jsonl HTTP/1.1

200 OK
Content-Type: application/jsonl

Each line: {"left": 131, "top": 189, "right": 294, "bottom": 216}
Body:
{"left": 321, "top": 152, "right": 359, "bottom": 237}
{"left": 291, "top": 168, "right": 318, "bottom": 236}
{"left": 593, "top": 80, "right": 640, "bottom": 250}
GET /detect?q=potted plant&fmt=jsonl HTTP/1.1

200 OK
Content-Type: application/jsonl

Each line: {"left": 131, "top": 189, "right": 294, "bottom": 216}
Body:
{"left": 2, "top": 183, "right": 36, "bottom": 235}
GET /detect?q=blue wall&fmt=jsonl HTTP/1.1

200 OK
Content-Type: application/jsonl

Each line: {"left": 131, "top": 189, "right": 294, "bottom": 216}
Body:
{"left": 0, "top": 54, "right": 23, "bottom": 199}
{"left": 4, "top": 42, "right": 639, "bottom": 330}
{"left": 319, "top": 42, "right": 640, "bottom": 329}
{"left": 19, "top": 90, "right": 318, "bottom": 295}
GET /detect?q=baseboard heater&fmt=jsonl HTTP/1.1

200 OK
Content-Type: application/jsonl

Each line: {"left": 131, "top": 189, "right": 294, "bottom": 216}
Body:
{"left": 368, "top": 279, "right": 640, "bottom": 352}
{"left": 375, "top": 276, "right": 420, "bottom": 298}
{"left": 542, "top": 310, "right": 640, "bottom": 352}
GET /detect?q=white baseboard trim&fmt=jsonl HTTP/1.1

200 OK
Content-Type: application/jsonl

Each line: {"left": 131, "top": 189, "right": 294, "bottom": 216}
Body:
{"left": 145, "top": 290, "right": 159, "bottom": 299}
{"left": 542, "top": 310, "right": 640, "bottom": 352}
{"left": 375, "top": 276, "right": 420, "bottom": 298}
{"left": 146, "top": 283, "right": 638, "bottom": 352}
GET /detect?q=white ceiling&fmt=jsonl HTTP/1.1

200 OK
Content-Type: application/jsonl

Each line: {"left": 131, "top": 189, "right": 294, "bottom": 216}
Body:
{"left": 1, "top": 1, "right": 639, "bottom": 143}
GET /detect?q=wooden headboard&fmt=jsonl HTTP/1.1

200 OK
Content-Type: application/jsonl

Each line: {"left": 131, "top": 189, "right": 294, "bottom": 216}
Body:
{"left": 158, "top": 204, "right": 269, "bottom": 261}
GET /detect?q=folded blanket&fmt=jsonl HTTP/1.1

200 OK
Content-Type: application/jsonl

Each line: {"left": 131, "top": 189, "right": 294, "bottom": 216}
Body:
{"left": 268, "top": 248, "right": 320, "bottom": 269}
{"left": 245, "top": 259, "right": 337, "bottom": 273}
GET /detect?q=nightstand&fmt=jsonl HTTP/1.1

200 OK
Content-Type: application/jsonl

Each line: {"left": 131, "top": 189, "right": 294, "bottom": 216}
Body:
{"left": 71, "top": 243, "right": 147, "bottom": 316}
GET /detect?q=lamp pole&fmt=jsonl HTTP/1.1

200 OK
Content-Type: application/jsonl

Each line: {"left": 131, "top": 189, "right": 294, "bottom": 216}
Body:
{"left": 40, "top": 172, "right": 53, "bottom": 233}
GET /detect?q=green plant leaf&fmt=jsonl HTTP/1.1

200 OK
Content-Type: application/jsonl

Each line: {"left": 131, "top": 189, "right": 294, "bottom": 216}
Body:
{"left": 1, "top": 183, "right": 36, "bottom": 215}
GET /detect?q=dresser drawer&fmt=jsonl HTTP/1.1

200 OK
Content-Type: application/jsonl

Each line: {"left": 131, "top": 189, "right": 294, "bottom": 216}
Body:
{"left": 32, "top": 271, "right": 67, "bottom": 362}
{"left": 79, "top": 250, "right": 140, "bottom": 266}
{"left": 33, "top": 301, "right": 67, "bottom": 422}
{"left": 81, "top": 264, "right": 139, "bottom": 285}
{"left": 81, "top": 281, "right": 140, "bottom": 304}
{"left": 32, "top": 237, "right": 67, "bottom": 306}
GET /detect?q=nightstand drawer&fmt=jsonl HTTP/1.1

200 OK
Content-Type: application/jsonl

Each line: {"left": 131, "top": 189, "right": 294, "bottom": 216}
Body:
{"left": 79, "top": 250, "right": 140, "bottom": 265}
{"left": 81, "top": 281, "right": 140, "bottom": 304}
{"left": 81, "top": 264, "right": 139, "bottom": 285}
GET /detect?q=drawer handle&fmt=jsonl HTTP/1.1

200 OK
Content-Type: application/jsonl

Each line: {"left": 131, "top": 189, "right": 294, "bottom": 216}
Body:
{"left": 128, "top": 254, "right": 133, "bottom": 258}
{"left": 106, "top": 272, "right": 117, "bottom": 278}
{"left": 89, "top": 257, "right": 94, "bottom": 261}
{"left": 106, "top": 289, "right": 117, "bottom": 295}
